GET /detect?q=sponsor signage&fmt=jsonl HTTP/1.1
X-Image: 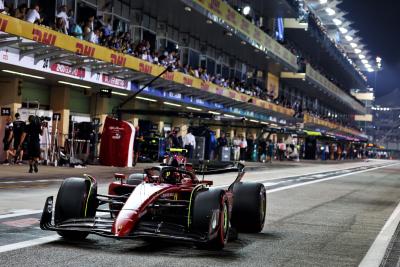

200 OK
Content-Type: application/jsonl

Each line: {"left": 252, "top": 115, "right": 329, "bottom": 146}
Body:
{"left": 50, "top": 63, "right": 85, "bottom": 78}
{"left": 102, "top": 75, "right": 128, "bottom": 89}
{"left": 52, "top": 113, "right": 61, "bottom": 121}
{"left": 1, "top": 107, "right": 11, "bottom": 116}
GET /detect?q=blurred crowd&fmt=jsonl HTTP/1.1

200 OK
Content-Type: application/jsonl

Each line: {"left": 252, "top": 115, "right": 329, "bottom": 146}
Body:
{"left": 0, "top": 2, "right": 360, "bottom": 132}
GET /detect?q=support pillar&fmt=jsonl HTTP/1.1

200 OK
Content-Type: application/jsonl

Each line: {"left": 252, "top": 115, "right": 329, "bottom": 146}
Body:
{"left": 0, "top": 78, "right": 22, "bottom": 115}
{"left": 158, "top": 120, "right": 164, "bottom": 135}
{"left": 50, "top": 86, "right": 70, "bottom": 146}
{"left": 90, "top": 94, "right": 109, "bottom": 133}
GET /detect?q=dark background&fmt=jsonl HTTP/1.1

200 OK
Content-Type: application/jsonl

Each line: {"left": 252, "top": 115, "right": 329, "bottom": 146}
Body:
{"left": 339, "top": 0, "right": 400, "bottom": 98}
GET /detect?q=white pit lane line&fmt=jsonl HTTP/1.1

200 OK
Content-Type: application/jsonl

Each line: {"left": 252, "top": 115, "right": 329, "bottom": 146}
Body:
{"left": 0, "top": 235, "right": 60, "bottom": 253}
{"left": 0, "top": 163, "right": 398, "bottom": 255}
{"left": 0, "top": 209, "right": 42, "bottom": 220}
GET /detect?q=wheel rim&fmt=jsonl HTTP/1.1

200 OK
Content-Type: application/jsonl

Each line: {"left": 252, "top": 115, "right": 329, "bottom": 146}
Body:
{"left": 223, "top": 203, "right": 228, "bottom": 235}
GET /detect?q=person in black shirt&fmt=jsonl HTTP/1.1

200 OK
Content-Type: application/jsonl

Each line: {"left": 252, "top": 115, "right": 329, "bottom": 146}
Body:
{"left": 13, "top": 113, "right": 26, "bottom": 163}
{"left": 216, "top": 132, "right": 228, "bottom": 160}
{"left": 2, "top": 116, "right": 13, "bottom": 164}
{"left": 19, "top": 115, "right": 43, "bottom": 173}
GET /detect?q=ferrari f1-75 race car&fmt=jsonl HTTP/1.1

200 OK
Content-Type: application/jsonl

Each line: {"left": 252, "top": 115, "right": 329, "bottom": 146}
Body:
{"left": 40, "top": 164, "right": 266, "bottom": 249}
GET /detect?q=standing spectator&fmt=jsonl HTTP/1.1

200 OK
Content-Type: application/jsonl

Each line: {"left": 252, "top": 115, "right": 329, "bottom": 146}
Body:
{"left": 182, "top": 129, "right": 196, "bottom": 159}
{"left": 25, "top": 4, "right": 40, "bottom": 24}
{"left": 87, "top": 28, "right": 100, "bottom": 44}
{"left": 216, "top": 132, "right": 228, "bottom": 160}
{"left": 13, "top": 113, "right": 25, "bottom": 164}
{"left": 67, "top": 9, "right": 75, "bottom": 34}
{"left": 232, "top": 134, "right": 241, "bottom": 161}
{"left": 2, "top": 116, "right": 13, "bottom": 164}
{"left": 324, "top": 143, "right": 330, "bottom": 161}
{"left": 239, "top": 135, "right": 247, "bottom": 162}
{"left": 168, "top": 130, "right": 180, "bottom": 148}
{"left": 56, "top": 5, "right": 69, "bottom": 34}
{"left": 246, "top": 134, "right": 254, "bottom": 161}
{"left": 54, "top": 16, "right": 66, "bottom": 33}
{"left": 70, "top": 21, "right": 84, "bottom": 40}
{"left": 268, "top": 139, "right": 275, "bottom": 163}
{"left": 278, "top": 140, "right": 286, "bottom": 161}
{"left": 14, "top": 4, "right": 28, "bottom": 20}
{"left": 19, "top": 115, "right": 43, "bottom": 173}
{"left": 259, "top": 138, "right": 267, "bottom": 163}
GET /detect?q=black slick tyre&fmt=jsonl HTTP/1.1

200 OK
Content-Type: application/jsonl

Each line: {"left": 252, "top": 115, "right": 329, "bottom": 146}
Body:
{"left": 54, "top": 177, "right": 97, "bottom": 240}
{"left": 192, "top": 189, "right": 230, "bottom": 250}
{"left": 231, "top": 183, "right": 266, "bottom": 233}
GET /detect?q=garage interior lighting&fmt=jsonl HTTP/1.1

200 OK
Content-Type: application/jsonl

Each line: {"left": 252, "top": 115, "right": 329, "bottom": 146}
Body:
{"left": 164, "top": 101, "right": 181, "bottom": 107}
{"left": 333, "top": 18, "right": 342, "bottom": 25}
{"left": 208, "top": 111, "right": 221, "bottom": 115}
{"left": 58, "top": 81, "right": 91, "bottom": 89}
{"left": 186, "top": 106, "right": 202, "bottom": 111}
{"left": 112, "top": 91, "right": 128, "bottom": 96}
{"left": 2, "top": 70, "right": 45, "bottom": 79}
{"left": 223, "top": 114, "right": 236, "bottom": 118}
{"left": 249, "top": 119, "right": 259, "bottom": 123}
{"left": 136, "top": 96, "right": 157, "bottom": 102}
{"left": 325, "top": 8, "right": 336, "bottom": 16}
{"left": 261, "top": 122, "right": 269, "bottom": 125}
{"left": 242, "top": 6, "right": 251, "bottom": 15}
{"left": 345, "top": 35, "right": 353, "bottom": 41}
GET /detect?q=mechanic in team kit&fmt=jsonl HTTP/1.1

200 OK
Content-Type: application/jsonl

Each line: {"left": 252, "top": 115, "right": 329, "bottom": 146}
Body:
{"left": 12, "top": 113, "right": 26, "bottom": 164}
{"left": 18, "top": 115, "right": 43, "bottom": 173}
{"left": 2, "top": 116, "right": 13, "bottom": 164}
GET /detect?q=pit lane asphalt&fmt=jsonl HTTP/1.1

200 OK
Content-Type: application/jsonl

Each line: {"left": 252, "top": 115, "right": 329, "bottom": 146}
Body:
{"left": 0, "top": 162, "right": 399, "bottom": 266}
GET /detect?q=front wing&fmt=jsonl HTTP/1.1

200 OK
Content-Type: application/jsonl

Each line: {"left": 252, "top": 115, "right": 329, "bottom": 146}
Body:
{"left": 40, "top": 196, "right": 209, "bottom": 243}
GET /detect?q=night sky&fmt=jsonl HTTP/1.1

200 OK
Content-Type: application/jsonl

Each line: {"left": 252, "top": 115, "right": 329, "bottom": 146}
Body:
{"left": 339, "top": 0, "right": 400, "bottom": 98}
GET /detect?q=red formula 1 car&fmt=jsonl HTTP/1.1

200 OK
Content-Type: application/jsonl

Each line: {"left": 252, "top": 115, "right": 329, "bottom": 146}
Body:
{"left": 40, "top": 164, "right": 266, "bottom": 249}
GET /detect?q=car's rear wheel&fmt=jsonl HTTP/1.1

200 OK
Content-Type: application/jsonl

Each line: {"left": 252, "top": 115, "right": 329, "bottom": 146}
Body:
{"left": 192, "top": 189, "right": 230, "bottom": 250}
{"left": 231, "top": 183, "right": 266, "bottom": 233}
{"left": 54, "top": 177, "right": 97, "bottom": 240}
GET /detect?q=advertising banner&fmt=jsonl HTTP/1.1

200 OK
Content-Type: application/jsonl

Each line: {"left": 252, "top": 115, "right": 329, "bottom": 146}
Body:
{"left": 0, "top": 14, "right": 294, "bottom": 118}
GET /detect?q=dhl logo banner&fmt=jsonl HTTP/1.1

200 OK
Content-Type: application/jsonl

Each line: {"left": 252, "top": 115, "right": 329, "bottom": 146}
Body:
{"left": 0, "top": 14, "right": 295, "bottom": 118}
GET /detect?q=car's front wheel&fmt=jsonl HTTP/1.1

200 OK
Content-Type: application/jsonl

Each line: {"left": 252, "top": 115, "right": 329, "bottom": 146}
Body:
{"left": 191, "top": 189, "right": 230, "bottom": 250}
{"left": 54, "top": 177, "right": 97, "bottom": 240}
